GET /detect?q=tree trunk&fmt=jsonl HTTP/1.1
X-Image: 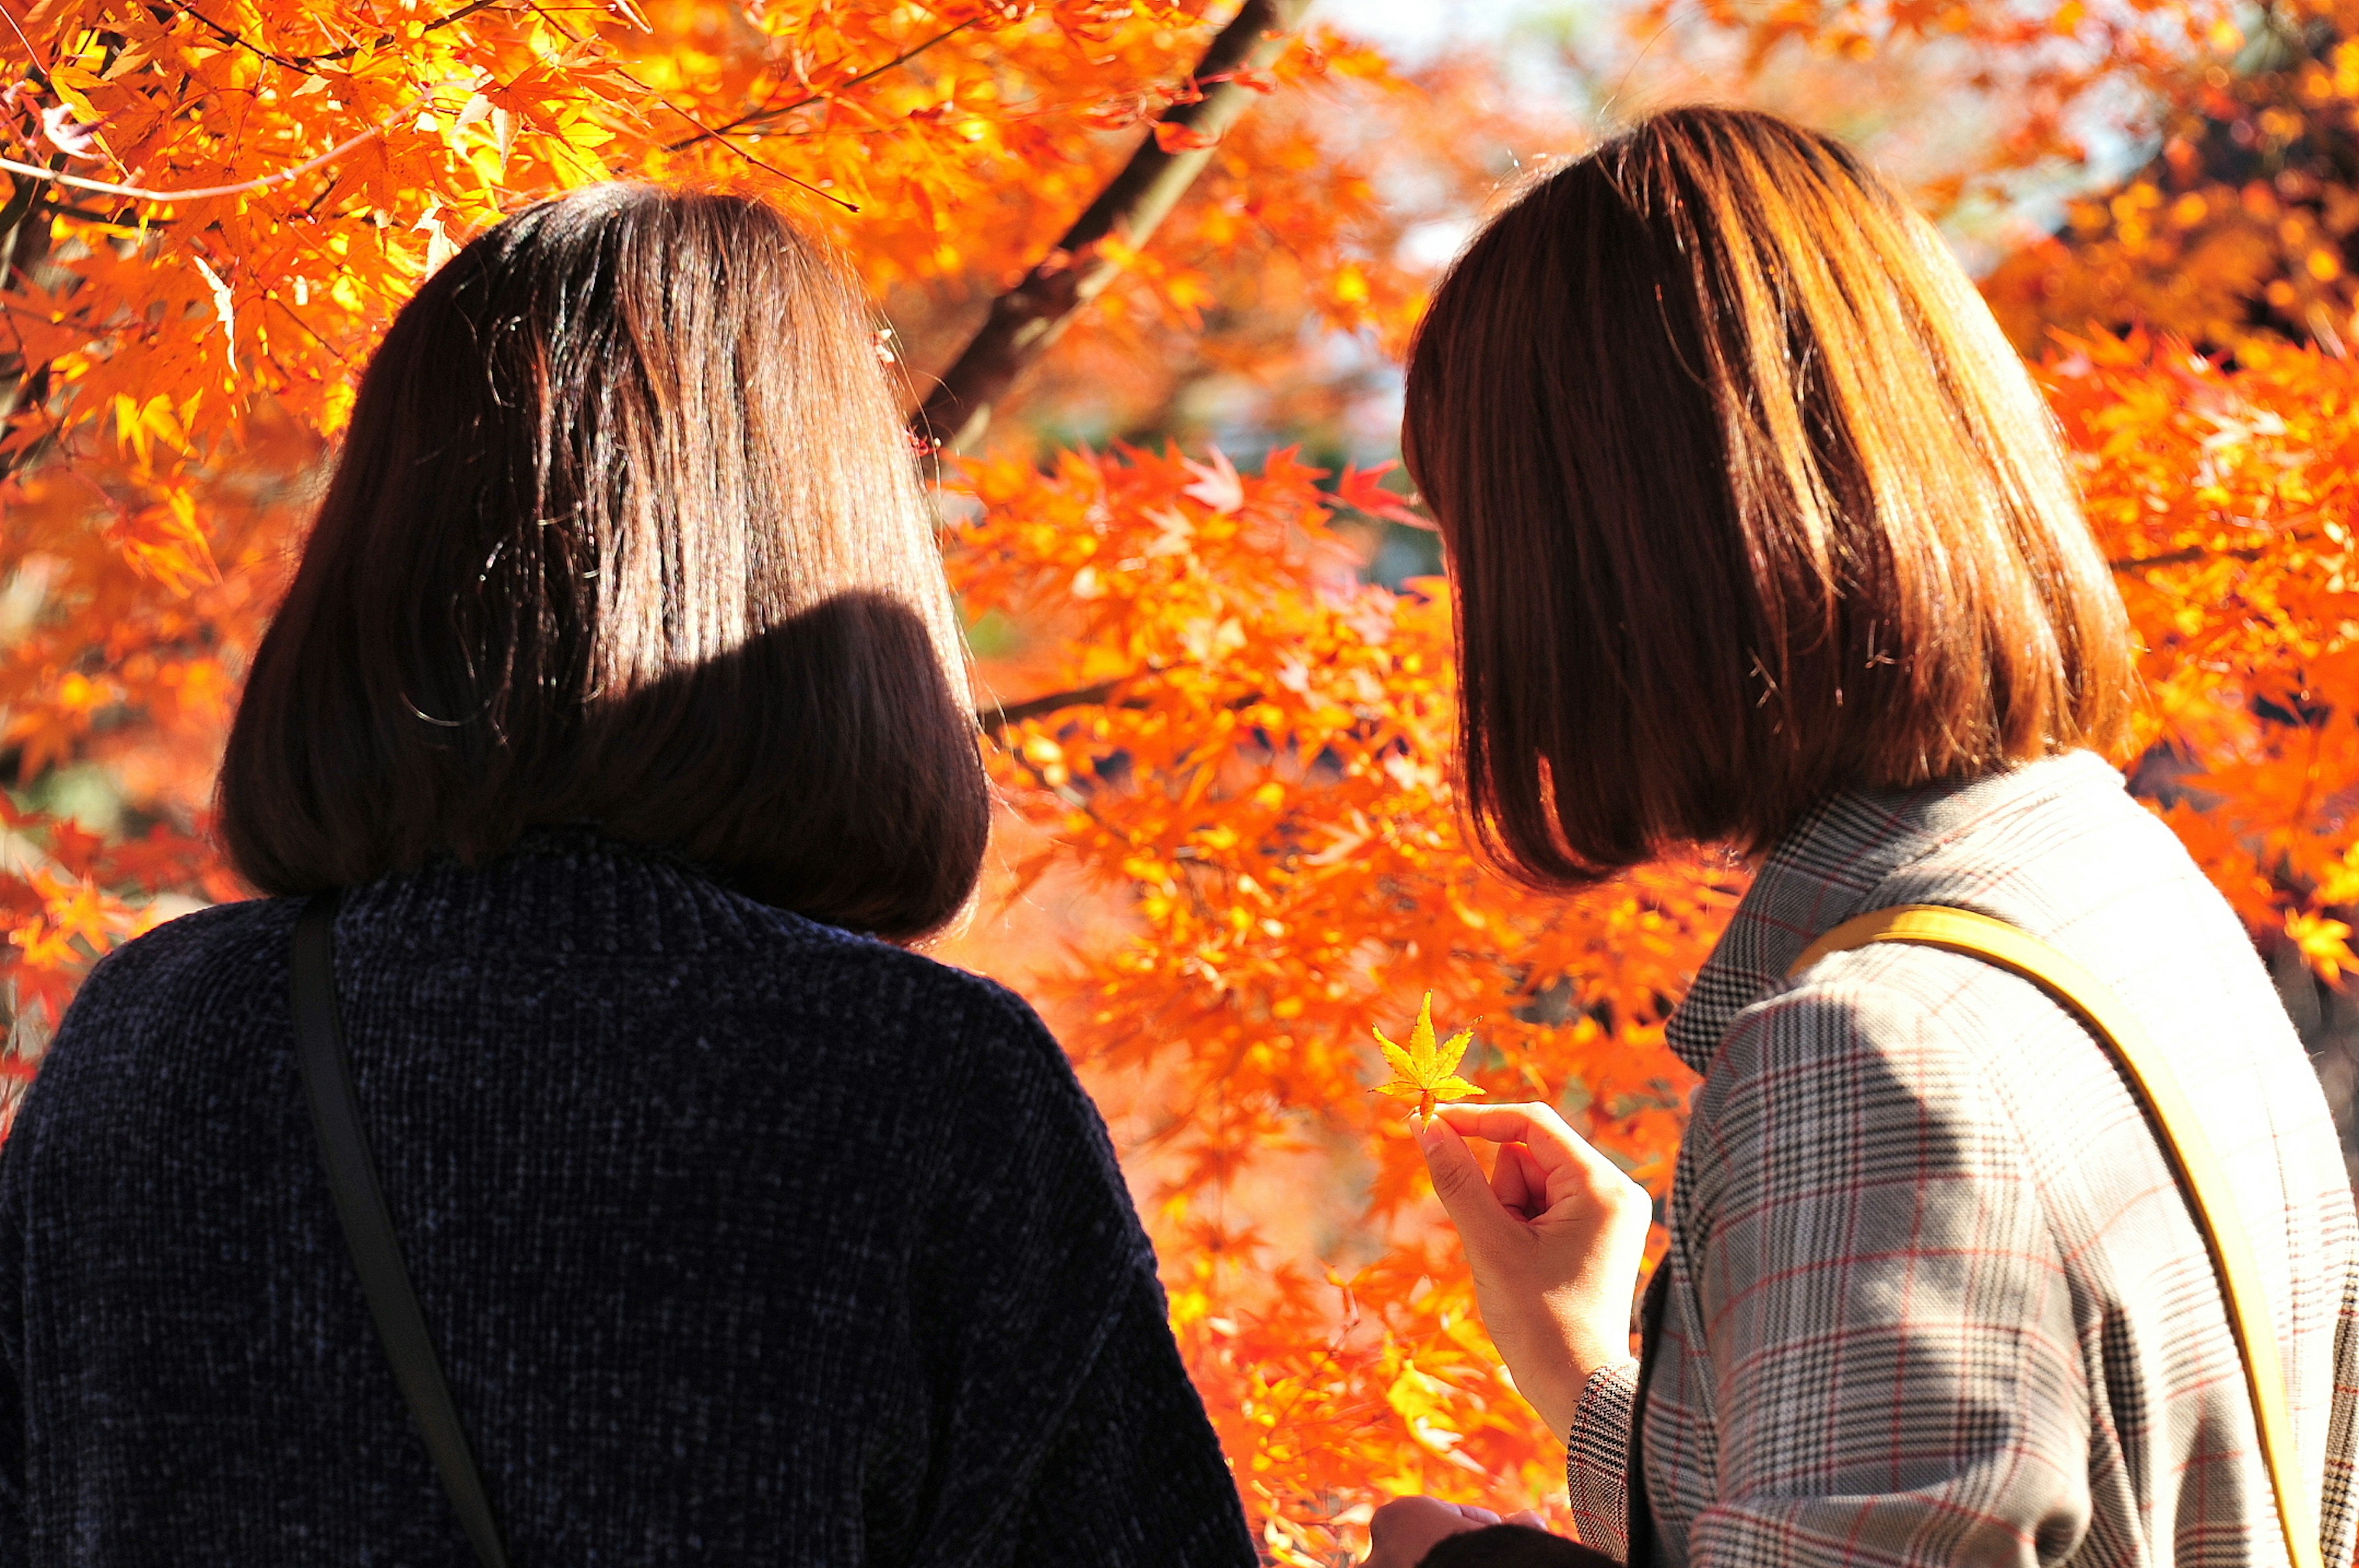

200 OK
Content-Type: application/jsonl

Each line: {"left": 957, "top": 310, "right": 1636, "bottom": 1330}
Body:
{"left": 909, "top": 0, "right": 1314, "bottom": 456}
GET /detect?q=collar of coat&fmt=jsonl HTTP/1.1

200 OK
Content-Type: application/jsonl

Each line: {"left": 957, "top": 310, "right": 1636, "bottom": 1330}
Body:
{"left": 1663, "top": 747, "right": 2127, "bottom": 1077}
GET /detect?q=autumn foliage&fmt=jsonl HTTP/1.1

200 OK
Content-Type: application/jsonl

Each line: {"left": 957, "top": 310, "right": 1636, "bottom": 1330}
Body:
{"left": 8, "top": 0, "right": 2359, "bottom": 1561}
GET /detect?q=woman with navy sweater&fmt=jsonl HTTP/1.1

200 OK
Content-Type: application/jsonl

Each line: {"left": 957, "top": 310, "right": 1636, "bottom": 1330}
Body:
{"left": 0, "top": 185, "right": 1258, "bottom": 1567}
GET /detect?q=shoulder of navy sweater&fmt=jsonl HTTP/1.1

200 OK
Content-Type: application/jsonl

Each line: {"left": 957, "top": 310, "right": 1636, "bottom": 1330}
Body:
{"left": 23, "top": 871, "right": 1160, "bottom": 1284}
{"left": 50, "top": 893, "right": 295, "bottom": 1043}
{"left": 47, "top": 854, "right": 1089, "bottom": 1126}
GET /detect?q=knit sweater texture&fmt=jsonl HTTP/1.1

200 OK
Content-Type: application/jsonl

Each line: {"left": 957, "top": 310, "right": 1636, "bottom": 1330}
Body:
{"left": 0, "top": 830, "right": 1258, "bottom": 1566}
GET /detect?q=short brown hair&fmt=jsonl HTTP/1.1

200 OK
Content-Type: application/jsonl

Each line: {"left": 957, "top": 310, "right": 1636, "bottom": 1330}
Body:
{"left": 1403, "top": 106, "right": 2135, "bottom": 886}
{"left": 219, "top": 184, "right": 986, "bottom": 940}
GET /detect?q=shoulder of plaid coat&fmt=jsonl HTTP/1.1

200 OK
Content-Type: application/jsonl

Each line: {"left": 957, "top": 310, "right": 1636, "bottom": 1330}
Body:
{"left": 1567, "top": 751, "right": 2359, "bottom": 1568}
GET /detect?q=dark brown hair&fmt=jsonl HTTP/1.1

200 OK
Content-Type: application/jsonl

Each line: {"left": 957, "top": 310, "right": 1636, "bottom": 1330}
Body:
{"left": 219, "top": 184, "right": 986, "bottom": 940}
{"left": 1403, "top": 106, "right": 2135, "bottom": 886}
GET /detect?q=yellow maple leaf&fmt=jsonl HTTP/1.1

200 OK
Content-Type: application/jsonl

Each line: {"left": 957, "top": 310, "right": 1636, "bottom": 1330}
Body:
{"left": 2288, "top": 910, "right": 2357, "bottom": 982}
{"left": 1371, "top": 992, "right": 1483, "bottom": 1121}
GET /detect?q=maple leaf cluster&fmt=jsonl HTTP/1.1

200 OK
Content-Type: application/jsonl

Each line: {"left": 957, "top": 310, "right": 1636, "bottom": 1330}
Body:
{"left": 1983, "top": 8, "right": 2359, "bottom": 356}
{"left": 2046, "top": 329, "right": 2359, "bottom": 981}
{"left": 949, "top": 439, "right": 1717, "bottom": 1551}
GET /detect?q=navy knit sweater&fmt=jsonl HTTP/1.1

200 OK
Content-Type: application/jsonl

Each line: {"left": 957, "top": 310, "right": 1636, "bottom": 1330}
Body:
{"left": 0, "top": 830, "right": 1257, "bottom": 1566}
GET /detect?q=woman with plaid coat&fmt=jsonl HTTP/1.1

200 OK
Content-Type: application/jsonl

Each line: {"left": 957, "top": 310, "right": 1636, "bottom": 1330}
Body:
{"left": 1370, "top": 107, "right": 2359, "bottom": 1568}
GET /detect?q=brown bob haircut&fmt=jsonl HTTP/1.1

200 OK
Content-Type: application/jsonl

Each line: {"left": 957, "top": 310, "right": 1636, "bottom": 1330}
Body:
{"left": 1404, "top": 106, "right": 2135, "bottom": 886}
{"left": 219, "top": 184, "right": 985, "bottom": 940}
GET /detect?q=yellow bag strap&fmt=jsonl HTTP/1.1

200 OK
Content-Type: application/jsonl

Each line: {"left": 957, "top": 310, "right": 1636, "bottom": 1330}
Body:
{"left": 1790, "top": 905, "right": 2321, "bottom": 1568}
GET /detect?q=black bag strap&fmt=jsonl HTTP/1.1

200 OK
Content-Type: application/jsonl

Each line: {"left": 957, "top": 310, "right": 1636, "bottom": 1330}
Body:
{"left": 292, "top": 891, "right": 511, "bottom": 1568}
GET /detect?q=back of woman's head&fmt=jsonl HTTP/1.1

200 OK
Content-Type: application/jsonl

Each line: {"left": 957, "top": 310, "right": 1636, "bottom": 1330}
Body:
{"left": 219, "top": 184, "right": 986, "bottom": 940}
{"left": 1403, "top": 106, "right": 2135, "bottom": 886}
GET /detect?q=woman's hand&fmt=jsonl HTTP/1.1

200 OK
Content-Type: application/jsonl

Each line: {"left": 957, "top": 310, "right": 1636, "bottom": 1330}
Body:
{"left": 1416, "top": 1103, "right": 1653, "bottom": 1438}
{"left": 1363, "top": 1496, "right": 1547, "bottom": 1567}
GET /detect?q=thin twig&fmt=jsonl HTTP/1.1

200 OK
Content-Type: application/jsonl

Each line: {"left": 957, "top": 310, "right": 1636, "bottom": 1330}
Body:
{"left": 268, "top": 292, "right": 349, "bottom": 362}
{"left": 0, "top": 0, "right": 51, "bottom": 87}
{"left": 424, "top": 0, "right": 511, "bottom": 35}
{"left": 646, "top": 94, "right": 856, "bottom": 211}
{"left": 515, "top": 0, "right": 859, "bottom": 213}
{"left": 666, "top": 17, "right": 979, "bottom": 151}
{"left": 172, "top": 2, "right": 329, "bottom": 72}
{"left": 166, "top": 0, "right": 511, "bottom": 72}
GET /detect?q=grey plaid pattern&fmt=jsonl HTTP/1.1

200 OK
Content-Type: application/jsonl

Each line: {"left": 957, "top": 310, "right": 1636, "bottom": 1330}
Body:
{"left": 1567, "top": 752, "right": 2359, "bottom": 1568}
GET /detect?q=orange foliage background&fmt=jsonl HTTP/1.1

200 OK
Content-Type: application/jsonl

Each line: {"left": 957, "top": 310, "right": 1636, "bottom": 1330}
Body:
{"left": 7, "top": 1, "right": 2359, "bottom": 1562}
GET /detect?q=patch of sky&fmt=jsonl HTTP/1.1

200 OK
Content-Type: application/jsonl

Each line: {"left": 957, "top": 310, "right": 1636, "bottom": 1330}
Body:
{"left": 1314, "top": 0, "right": 2175, "bottom": 271}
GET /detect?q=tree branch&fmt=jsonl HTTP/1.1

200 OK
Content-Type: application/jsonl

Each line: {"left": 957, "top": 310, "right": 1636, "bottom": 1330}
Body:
{"left": 910, "top": 0, "right": 1313, "bottom": 456}
{"left": 978, "top": 677, "right": 1128, "bottom": 737}
{"left": 976, "top": 672, "right": 1270, "bottom": 737}
{"left": 2110, "top": 544, "right": 2269, "bottom": 571}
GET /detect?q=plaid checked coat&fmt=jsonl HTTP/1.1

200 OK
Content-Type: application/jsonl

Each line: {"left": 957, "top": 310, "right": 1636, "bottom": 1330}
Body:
{"left": 1567, "top": 751, "right": 2359, "bottom": 1568}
